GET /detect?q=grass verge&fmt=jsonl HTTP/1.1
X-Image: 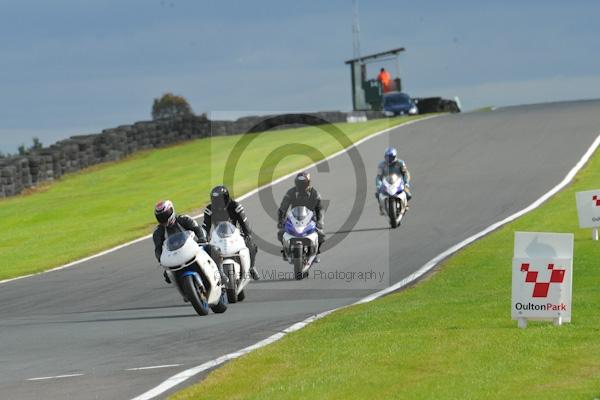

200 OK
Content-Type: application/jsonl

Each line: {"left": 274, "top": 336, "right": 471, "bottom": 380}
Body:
{"left": 171, "top": 148, "right": 600, "bottom": 400}
{"left": 0, "top": 115, "right": 425, "bottom": 281}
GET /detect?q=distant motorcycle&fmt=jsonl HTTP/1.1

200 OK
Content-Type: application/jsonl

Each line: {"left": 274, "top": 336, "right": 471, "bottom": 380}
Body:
{"left": 282, "top": 206, "right": 319, "bottom": 280}
{"left": 378, "top": 173, "right": 408, "bottom": 228}
{"left": 209, "top": 222, "right": 252, "bottom": 303}
{"left": 160, "top": 230, "right": 228, "bottom": 316}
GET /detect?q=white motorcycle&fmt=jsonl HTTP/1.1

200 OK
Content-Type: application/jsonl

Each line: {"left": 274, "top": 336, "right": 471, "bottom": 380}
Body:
{"left": 160, "top": 230, "right": 228, "bottom": 316}
{"left": 378, "top": 173, "right": 408, "bottom": 228}
{"left": 282, "top": 206, "right": 319, "bottom": 280}
{"left": 209, "top": 222, "right": 252, "bottom": 303}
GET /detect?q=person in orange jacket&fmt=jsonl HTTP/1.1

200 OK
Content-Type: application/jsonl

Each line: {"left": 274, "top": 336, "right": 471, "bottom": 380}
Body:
{"left": 377, "top": 68, "right": 392, "bottom": 92}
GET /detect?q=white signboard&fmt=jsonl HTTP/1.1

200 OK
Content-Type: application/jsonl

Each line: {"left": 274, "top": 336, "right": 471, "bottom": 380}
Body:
{"left": 576, "top": 190, "right": 600, "bottom": 240}
{"left": 576, "top": 189, "right": 600, "bottom": 228}
{"left": 511, "top": 232, "right": 574, "bottom": 327}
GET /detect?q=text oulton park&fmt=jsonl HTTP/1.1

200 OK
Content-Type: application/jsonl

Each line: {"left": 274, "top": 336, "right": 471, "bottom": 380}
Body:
{"left": 514, "top": 302, "right": 567, "bottom": 311}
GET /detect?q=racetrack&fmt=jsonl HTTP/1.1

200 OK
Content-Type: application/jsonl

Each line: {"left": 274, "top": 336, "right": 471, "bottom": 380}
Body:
{"left": 1, "top": 100, "right": 599, "bottom": 400}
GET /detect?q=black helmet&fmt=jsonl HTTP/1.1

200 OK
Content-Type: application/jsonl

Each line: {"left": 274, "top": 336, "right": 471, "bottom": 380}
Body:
{"left": 211, "top": 185, "right": 230, "bottom": 210}
{"left": 295, "top": 171, "right": 311, "bottom": 193}
{"left": 155, "top": 200, "right": 176, "bottom": 226}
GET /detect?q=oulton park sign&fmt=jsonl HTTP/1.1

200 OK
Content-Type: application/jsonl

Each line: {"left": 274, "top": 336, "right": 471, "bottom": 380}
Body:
{"left": 511, "top": 232, "right": 574, "bottom": 328}
{"left": 576, "top": 190, "right": 600, "bottom": 240}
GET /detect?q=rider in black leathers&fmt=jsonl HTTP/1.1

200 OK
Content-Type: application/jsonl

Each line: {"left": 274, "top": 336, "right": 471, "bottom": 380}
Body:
{"left": 152, "top": 200, "right": 227, "bottom": 284}
{"left": 277, "top": 172, "right": 325, "bottom": 261}
{"left": 202, "top": 186, "right": 260, "bottom": 280}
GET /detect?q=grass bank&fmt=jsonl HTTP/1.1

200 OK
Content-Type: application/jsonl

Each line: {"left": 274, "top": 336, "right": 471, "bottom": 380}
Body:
{"left": 0, "top": 116, "right": 425, "bottom": 281}
{"left": 172, "top": 148, "right": 600, "bottom": 399}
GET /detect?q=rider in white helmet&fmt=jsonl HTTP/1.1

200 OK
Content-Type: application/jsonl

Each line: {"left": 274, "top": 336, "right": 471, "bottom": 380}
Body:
{"left": 375, "top": 147, "right": 412, "bottom": 215}
{"left": 153, "top": 200, "right": 227, "bottom": 284}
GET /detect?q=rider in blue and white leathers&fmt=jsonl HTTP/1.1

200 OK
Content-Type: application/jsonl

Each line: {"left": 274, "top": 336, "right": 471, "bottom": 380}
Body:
{"left": 375, "top": 147, "right": 412, "bottom": 215}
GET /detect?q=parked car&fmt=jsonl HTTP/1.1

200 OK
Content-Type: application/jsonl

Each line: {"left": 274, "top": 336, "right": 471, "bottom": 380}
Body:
{"left": 382, "top": 92, "right": 418, "bottom": 116}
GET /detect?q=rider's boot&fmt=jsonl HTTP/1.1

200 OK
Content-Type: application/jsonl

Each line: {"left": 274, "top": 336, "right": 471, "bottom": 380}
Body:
{"left": 376, "top": 192, "right": 385, "bottom": 215}
{"left": 314, "top": 242, "right": 322, "bottom": 263}
{"left": 249, "top": 267, "right": 260, "bottom": 280}
{"left": 217, "top": 265, "right": 229, "bottom": 285}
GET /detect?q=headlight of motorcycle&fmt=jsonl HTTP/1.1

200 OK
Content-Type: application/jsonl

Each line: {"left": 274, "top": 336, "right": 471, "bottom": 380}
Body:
{"left": 409, "top": 106, "right": 418, "bottom": 115}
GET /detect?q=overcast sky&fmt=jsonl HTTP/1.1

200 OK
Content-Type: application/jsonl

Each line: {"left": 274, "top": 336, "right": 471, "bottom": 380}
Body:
{"left": 1, "top": 0, "right": 599, "bottom": 153}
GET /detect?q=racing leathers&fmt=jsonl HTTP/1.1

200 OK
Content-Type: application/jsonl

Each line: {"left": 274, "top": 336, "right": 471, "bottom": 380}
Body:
{"left": 376, "top": 159, "right": 412, "bottom": 201}
{"left": 153, "top": 215, "right": 226, "bottom": 283}
{"left": 277, "top": 187, "right": 325, "bottom": 250}
{"left": 202, "top": 200, "right": 258, "bottom": 269}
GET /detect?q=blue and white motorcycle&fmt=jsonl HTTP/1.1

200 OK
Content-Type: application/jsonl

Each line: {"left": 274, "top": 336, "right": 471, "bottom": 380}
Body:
{"left": 160, "top": 230, "right": 228, "bottom": 316}
{"left": 377, "top": 173, "right": 408, "bottom": 228}
{"left": 282, "top": 206, "right": 319, "bottom": 280}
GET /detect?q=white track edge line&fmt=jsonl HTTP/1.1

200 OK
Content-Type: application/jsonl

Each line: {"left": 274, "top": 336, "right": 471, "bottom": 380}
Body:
{"left": 27, "top": 373, "right": 84, "bottom": 381}
{"left": 0, "top": 115, "right": 439, "bottom": 286}
{"left": 131, "top": 133, "right": 600, "bottom": 400}
{"left": 126, "top": 364, "right": 183, "bottom": 371}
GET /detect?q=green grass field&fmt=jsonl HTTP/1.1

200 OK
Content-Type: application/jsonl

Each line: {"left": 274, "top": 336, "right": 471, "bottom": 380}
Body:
{"left": 172, "top": 148, "right": 600, "bottom": 400}
{"left": 0, "top": 116, "right": 424, "bottom": 281}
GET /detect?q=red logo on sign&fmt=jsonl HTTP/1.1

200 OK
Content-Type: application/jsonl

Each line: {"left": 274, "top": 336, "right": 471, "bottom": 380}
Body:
{"left": 593, "top": 195, "right": 600, "bottom": 207}
{"left": 520, "top": 263, "right": 566, "bottom": 298}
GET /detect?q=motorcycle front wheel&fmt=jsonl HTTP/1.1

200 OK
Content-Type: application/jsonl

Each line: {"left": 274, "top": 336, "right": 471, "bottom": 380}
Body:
{"left": 182, "top": 275, "right": 210, "bottom": 316}
{"left": 389, "top": 198, "right": 399, "bottom": 228}
{"left": 293, "top": 257, "right": 305, "bottom": 280}
{"left": 225, "top": 264, "right": 238, "bottom": 303}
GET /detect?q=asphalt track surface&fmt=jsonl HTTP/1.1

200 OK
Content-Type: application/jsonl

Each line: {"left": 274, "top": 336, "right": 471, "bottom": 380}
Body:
{"left": 1, "top": 100, "right": 599, "bottom": 399}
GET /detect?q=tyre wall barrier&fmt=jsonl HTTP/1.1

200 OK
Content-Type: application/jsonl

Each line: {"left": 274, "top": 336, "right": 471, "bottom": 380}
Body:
{"left": 0, "top": 111, "right": 387, "bottom": 198}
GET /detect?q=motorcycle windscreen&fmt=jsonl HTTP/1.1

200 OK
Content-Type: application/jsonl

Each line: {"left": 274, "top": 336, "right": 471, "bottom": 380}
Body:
{"left": 166, "top": 231, "right": 192, "bottom": 251}
{"left": 214, "top": 221, "right": 236, "bottom": 238}
{"left": 385, "top": 173, "right": 401, "bottom": 185}
{"left": 291, "top": 206, "right": 311, "bottom": 221}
